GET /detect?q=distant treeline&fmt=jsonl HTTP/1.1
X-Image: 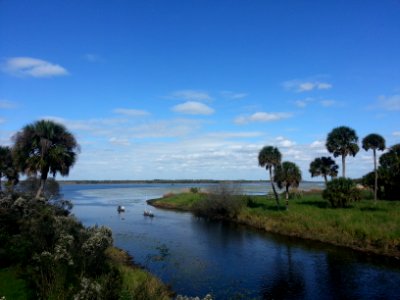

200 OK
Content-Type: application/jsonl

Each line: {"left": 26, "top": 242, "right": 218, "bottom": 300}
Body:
{"left": 57, "top": 179, "right": 322, "bottom": 185}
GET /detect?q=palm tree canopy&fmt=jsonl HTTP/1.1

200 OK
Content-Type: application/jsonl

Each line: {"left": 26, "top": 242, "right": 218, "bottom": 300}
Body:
{"left": 275, "top": 161, "right": 302, "bottom": 189}
{"left": 12, "top": 120, "right": 79, "bottom": 178}
{"left": 0, "top": 146, "right": 12, "bottom": 173}
{"left": 258, "top": 146, "right": 282, "bottom": 170}
{"left": 326, "top": 126, "right": 359, "bottom": 158}
{"left": 362, "top": 133, "right": 386, "bottom": 152}
{"left": 309, "top": 156, "right": 338, "bottom": 178}
{"left": 379, "top": 144, "right": 400, "bottom": 171}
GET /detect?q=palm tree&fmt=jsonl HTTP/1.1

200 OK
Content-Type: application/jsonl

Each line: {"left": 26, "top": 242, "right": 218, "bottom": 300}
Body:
{"left": 13, "top": 120, "right": 79, "bottom": 198}
{"left": 309, "top": 156, "right": 338, "bottom": 185}
{"left": 362, "top": 133, "right": 386, "bottom": 202}
{"left": 258, "top": 146, "right": 282, "bottom": 208}
{"left": 274, "top": 161, "right": 302, "bottom": 210}
{"left": 326, "top": 126, "right": 359, "bottom": 178}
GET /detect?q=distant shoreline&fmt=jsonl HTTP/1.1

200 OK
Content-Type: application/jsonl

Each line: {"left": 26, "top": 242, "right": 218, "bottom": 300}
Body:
{"left": 58, "top": 179, "right": 323, "bottom": 185}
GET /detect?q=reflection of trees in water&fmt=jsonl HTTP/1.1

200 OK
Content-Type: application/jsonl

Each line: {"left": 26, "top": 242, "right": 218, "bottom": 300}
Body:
{"left": 261, "top": 245, "right": 306, "bottom": 300}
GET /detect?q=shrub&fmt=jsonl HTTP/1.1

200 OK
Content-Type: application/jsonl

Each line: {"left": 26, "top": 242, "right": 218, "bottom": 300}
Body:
{"left": 190, "top": 187, "right": 200, "bottom": 194}
{"left": 322, "top": 178, "right": 361, "bottom": 208}
{"left": 192, "top": 183, "right": 244, "bottom": 219}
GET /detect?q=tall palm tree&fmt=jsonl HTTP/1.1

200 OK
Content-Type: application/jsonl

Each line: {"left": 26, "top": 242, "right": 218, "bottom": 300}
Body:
{"left": 13, "top": 120, "right": 79, "bottom": 198}
{"left": 309, "top": 156, "right": 338, "bottom": 185}
{"left": 362, "top": 133, "right": 386, "bottom": 202}
{"left": 258, "top": 146, "right": 282, "bottom": 208}
{"left": 274, "top": 161, "right": 302, "bottom": 210}
{"left": 326, "top": 126, "right": 359, "bottom": 178}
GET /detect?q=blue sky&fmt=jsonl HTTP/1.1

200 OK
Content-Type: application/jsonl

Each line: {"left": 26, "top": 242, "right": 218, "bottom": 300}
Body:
{"left": 1, "top": 0, "right": 399, "bottom": 180}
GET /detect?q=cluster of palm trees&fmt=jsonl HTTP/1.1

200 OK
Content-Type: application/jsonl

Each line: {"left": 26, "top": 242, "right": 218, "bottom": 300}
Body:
{"left": 0, "top": 120, "right": 79, "bottom": 198}
{"left": 258, "top": 146, "right": 301, "bottom": 210}
{"left": 259, "top": 126, "right": 387, "bottom": 207}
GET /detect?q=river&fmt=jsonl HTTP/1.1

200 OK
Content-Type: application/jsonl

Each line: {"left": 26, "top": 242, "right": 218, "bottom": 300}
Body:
{"left": 62, "top": 183, "right": 400, "bottom": 299}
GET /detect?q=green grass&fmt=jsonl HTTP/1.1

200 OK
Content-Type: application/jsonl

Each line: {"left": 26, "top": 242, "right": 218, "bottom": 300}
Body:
{"left": 106, "top": 247, "right": 172, "bottom": 300}
{"left": 150, "top": 192, "right": 400, "bottom": 257}
{"left": 0, "top": 267, "right": 31, "bottom": 300}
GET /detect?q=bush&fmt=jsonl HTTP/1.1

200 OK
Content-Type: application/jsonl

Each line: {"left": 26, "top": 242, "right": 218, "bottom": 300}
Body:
{"left": 322, "top": 178, "right": 361, "bottom": 208}
{"left": 189, "top": 187, "right": 199, "bottom": 194}
{"left": 192, "top": 183, "right": 244, "bottom": 219}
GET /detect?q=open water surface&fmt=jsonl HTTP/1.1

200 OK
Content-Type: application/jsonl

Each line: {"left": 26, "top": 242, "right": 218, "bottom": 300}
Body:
{"left": 62, "top": 183, "right": 400, "bottom": 299}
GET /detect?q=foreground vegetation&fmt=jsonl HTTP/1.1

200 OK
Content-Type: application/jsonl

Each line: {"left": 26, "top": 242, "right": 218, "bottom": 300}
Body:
{"left": 0, "top": 185, "right": 171, "bottom": 299}
{"left": 149, "top": 190, "right": 400, "bottom": 258}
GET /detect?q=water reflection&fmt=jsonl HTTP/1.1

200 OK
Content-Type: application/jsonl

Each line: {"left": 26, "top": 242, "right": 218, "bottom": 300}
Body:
{"left": 62, "top": 184, "right": 400, "bottom": 299}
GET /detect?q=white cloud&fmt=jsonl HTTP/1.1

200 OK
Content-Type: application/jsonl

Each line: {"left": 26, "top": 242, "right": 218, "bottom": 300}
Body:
{"left": 283, "top": 79, "right": 332, "bottom": 92}
{"left": 320, "top": 100, "right": 336, "bottom": 107}
{"left": 235, "top": 112, "right": 292, "bottom": 124}
{"left": 310, "top": 140, "right": 325, "bottom": 148}
{"left": 276, "top": 136, "right": 296, "bottom": 147}
{"left": 220, "top": 91, "right": 248, "bottom": 99}
{"left": 0, "top": 99, "right": 17, "bottom": 109}
{"left": 377, "top": 94, "right": 400, "bottom": 111}
{"left": 393, "top": 131, "right": 400, "bottom": 137}
{"left": 294, "top": 100, "right": 307, "bottom": 108}
{"left": 2, "top": 57, "right": 68, "bottom": 77}
{"left": 172, "top": 101, "right": 214, "bottom": 115}
{"left": 207, "top": 132, "right": 264, "bottom": 139}
{"left": 113, "top": 108, "right": 150, "bottom": 116}
{"left": 171, "top": 90, "right": 212, "bottom": 102}
{"left": 109, "top": 137, "right": 130, "bottom": 146}
{"left": 0, "top": 118, "right": 5, "bottom": 124}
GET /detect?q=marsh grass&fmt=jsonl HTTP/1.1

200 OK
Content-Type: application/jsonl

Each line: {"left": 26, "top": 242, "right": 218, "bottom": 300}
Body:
{"left": 106, "top": 247, "right": 172, "bottom": 300}
{"left": 151, "top": 192, "right": 400, "bottom": 257}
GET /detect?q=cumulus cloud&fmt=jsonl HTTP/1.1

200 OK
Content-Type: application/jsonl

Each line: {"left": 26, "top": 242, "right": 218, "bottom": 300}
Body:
{"left": 171, "top": 90, "right": 212, "bottom": 102}
{"left": 377, "top": 94, "right": 400, "bottom": 111}
{"left": 172, "top": 101, "right": 214, "bottom": 115}
{"left": 393, "top": 131, "right": 400, "bottom": 137}
{"left": 2, "top": 57, "right": 68, "bottom": 77}
{"left": 113, "top": 108, "right": 150, "bottom": 116}
{"left": 235, "top": 112, "right": 292, "bottom": 124}
{"left": 276, "top": 136, "right": 296, "bottom": 147}
{"left": 283, "top": 79, "right": 332, "bottom": 92}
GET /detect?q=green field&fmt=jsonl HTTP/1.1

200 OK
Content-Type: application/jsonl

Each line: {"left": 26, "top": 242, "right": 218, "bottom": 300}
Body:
{"left": 149, "top": 192, "right": 400, "bottom": 258}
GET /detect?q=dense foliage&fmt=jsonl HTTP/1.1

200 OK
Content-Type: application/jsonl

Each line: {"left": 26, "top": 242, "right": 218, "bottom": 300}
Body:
{"left": 322, "top": 178, "right": 361, "bottom": 208}
{"left": 309, "top": 156, "right": 338, "bottom": 184}
{"left": 12, "top": 120, "right": 79, "bottom": 198}
{"left": 0, "top": 189, "right": 121, "bottom": 299}
{"left": 326, "top": 126, "right": 359, "bottom": 178}
{"left": 192, "top": 183, "right": 244, "bottom": 219}
{"left": 274, "top": 161, "right": 302, "bottom": 209}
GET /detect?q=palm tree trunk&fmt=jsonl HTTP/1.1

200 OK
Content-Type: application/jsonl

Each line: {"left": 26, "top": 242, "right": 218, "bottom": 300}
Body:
{"left": 373, "top": 149, "right": 377, "bottom": 203}
{"left": 269, "top": 167, "right": 280, "bottom": 209}
{"left": 35, "top": 169, "right": 48, "bottom": 199}
{"left": 342, "top": 155, "right": 346, "bottom": 178}
{"left": 323, "top": 175, "right": 328, "bottom": 186}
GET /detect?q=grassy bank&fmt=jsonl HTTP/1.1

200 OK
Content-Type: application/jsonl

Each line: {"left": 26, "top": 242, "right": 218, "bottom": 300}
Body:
{"left": 149, "top": 192, "right": 400, "bottom": 258}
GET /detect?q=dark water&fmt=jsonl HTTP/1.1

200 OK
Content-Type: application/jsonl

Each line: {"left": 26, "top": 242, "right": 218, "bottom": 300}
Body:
{"left": 62, "top": 183, "right": 400, "bottom": 299}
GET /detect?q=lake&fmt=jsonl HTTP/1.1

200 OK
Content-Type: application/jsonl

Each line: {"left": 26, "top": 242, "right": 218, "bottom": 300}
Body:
{"left": 62, "top": 183, "right": 400, "bottom": 299}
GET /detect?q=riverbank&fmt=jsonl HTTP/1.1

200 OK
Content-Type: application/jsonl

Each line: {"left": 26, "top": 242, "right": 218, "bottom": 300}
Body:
{"left": 0, "top": 247, "right": 172, "bottom": 300}
{"left": 148, "top": 192, "right": 400, "bottom": 258}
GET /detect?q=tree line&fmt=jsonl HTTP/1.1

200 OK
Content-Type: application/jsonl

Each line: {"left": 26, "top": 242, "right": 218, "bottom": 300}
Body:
{"left": 259, "top": 125, "right": 400, "bottom": 208}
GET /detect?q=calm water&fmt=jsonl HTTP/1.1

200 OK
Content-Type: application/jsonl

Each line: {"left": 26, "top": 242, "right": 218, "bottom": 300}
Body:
{"left": 62, "top": 183, "right": 400, "bottom": 299}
